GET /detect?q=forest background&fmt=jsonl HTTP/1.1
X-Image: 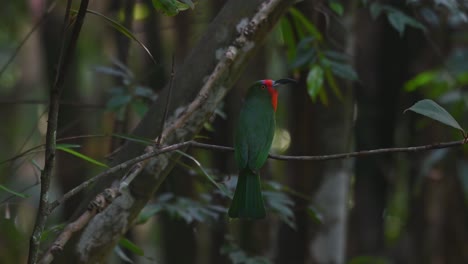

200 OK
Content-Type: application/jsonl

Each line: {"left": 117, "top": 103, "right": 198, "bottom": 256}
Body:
{"left": 1, "top": 0, "right": 468, "bottom": 263}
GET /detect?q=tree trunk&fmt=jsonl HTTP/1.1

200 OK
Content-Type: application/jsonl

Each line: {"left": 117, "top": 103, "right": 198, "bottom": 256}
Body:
{"left": 348, "top": 1, "right": 408, "bottom": 259}
{"left": 276, "top": 1, "right": 353, "bottom": 263}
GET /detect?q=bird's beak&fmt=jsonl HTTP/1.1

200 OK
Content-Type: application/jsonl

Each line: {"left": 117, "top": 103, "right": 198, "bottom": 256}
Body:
{"left": 273, "top": 78, "right": 297, "bottom": 87}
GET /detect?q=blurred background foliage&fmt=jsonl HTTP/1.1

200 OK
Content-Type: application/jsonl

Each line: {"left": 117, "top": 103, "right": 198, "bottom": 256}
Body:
{"left": 1, "top": 0, "right": 468, "bottom": 263}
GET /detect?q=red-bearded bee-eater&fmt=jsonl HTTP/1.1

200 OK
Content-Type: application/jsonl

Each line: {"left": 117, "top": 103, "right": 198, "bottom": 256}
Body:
{"left": 229, "top": 78, "right": 297, "bottom": 219}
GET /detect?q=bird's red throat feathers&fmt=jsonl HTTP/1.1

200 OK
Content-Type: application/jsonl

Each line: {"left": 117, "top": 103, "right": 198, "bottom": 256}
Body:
{"left": 263, "top": 79, "right": 278, "bottom": 112}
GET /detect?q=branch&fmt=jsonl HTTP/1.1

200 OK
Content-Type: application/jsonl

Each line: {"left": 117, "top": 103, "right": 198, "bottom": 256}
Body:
{"left": 28, "top": 0, "right": 89, "bottom": 263}
{"left": 66, "top": 0, "right": 297, "bottom": 261}
{"left": 49, "top": 138, "right": 467, "bottom": 212}
{"left": 190, "top": 139, "right": 468, "bottom": 160}
{"left": 38, "top": 188, "right": 120, "bottom": 264}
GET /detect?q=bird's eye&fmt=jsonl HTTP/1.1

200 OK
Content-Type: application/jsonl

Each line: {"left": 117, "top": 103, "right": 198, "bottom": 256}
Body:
{"left": 261, "top": 85, "right": 266, "bottom": 90}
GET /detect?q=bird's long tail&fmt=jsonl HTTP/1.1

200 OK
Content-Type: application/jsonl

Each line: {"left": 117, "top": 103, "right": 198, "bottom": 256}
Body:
{"left": 228, "top": 168, "right": 266, "bottom": 219}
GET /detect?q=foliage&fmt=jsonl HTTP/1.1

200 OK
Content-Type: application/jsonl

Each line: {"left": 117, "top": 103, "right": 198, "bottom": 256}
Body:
{"left": 405, "top": 99, "right": 465, "bottom": 135}
{"left": 95, "top": 60, "right": 157, "bottom": 120}
{"left": 151, "top": 0, "right": 193, "bottom": 16}
{"left": 221, "top": 236, "right": 271, "bottom": 264}
{"left": 56, "top": 144, "right": 109, "bottom": 168}
{"left": 0, "top": 184, "right": 28, "bottom": 198}
{"left": 137, "top": 192, "right": 227, "bottom": 225}
{"left": 280, "top": 8, "right": 357, "bottom": 104}
{"left": 369, "top": 3, "right": 426, "bottom": 36}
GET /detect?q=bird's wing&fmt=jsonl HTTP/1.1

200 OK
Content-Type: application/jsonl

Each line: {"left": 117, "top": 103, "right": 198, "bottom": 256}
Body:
{"left": 234, "top": 99, "right": 275, "bottom": 171}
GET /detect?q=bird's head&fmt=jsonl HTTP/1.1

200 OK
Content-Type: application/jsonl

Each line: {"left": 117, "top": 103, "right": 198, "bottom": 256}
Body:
{"left": 257, "top": 78, "right": 297, "bottom": 111}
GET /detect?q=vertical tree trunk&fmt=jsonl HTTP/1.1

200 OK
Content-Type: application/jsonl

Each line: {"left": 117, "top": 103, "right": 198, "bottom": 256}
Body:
{"left": 276, "top": 1, "right": 353, "bottom": 263}
{"left": 348, "top": 0, "right": 408, "bottom": 259}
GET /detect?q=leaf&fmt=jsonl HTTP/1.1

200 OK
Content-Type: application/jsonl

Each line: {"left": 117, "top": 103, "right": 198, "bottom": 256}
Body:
{"left": 280, "top": 18, "right": 296, "bottom": 60}
{"left": 152, "top": 0, "right": 189, "bottom": 16}
{"left": 41, "top": 223, "right": 66, "bottom": 242}
{"left": 112, "top": 133, "right": 154, "bottom": 146}
{"left": 119, "top": 238, "right": 144, "bottom": 256}
{"left": 81, "top": 9, "right": 157, "bottom": 65}
{"left": 56, "top": 145, "right": 109, "bottom": 168}
{"left": 0, "top": 185, "right": 28, "bottom": 198}
{"left": 329, "top": 1, "right": 344, "bottom": 16}
{"left": 289, "top": 8, "right": 323, "bottom": 41}
{"left": 307, "top": 65, "right": 324, "bottom": 101}
{"left": 180, "top": 0, "right": 195, "bottom": 9}
{"left": 264, "top": 191, "right": 296, "bottom": 229}
{"left": 306, "top": 205, "right": 323, "bottom": 224}
{"left": 370, "top": 3, "right": 384, "bottom": 19}
{"left": 131, "top": 101, "right": 148, "bottom": 117}
{"left": 114, "top": 245, "right": 134, "bottom": 263}
{"left": 290, "top": 49, "right": 316, "bottom": 70}
{"left": 404, "top": 99, "right": 465, "bottom": 133}
{"left": 176, "top": 151, "right": 232, "bottom": 198}
{"left": 404, "top": 71, "right": 437, "bottom": 91}
{"left": 325, "top": 59, "right": 358, "bottom": 81}
{"left": 106, "top": 94, "right": 132, "bottom": 110}
{"left": 387, "top": 10, "right": 426, "bottom": 36}
{"left": 324, "top": 67, "right": 343, "bottom": 101}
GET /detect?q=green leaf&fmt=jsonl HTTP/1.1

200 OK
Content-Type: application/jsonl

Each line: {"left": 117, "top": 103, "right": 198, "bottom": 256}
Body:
{"left": 112, "top": 133, "right": 154, "bottom": 146}
{"left": 41, "top": 224, "right": 65, "bottom": 242}
{"left": 307, "top": 65, "right": 324, "bottom": 101}
{"left": 324, "top": 67, "right": 344, "bottom": 101}
{"left": 289, "top": 8, "right": 323, "bottom": 41}
{"left": 119, "top": 238, "right": 144, "bottom": 256}
{"left": 82, "top": 9, "right": 157, "bottom": 65}
{"left": 387, "top": 10, "right": 426, "bottom": 36}
{"left": 370, "top": 3, "right": 384, "bottom": 19}
{"left": 325, "top": 59, "right": 358, "bottom": 81}
{"left": 404, "top": 71, "right": 437, "bottom": 91}
{"left": 56, "top": 145, "right": 109, "bottom": 168}
{"left": 131, "top": 100, "right": 148, "bottom": 117}
{"left": 307, "top": 205, "right": 323, "bottom": 224}
{"left": 152, "top": 0, "right": 189, "bottom": 16}
{"left": 106, "top": 94, "right": 132, "bottom": 110}
{"left": 0, "top": 184, "right": 28, "bottom": 198}
{"left": 180, "top": 0, "right": 195, "bottom": 9}
{"left": 405, "top": 99, "right": 465, "bottom": 133}
{"left": 280, "top": 18, "right": 296, "bottom": 61}
{"left": 176, "top": 151, "right": 232, "bottom": 198}
{"left": 329, "top": 1, "right": 344, "bottom": 16}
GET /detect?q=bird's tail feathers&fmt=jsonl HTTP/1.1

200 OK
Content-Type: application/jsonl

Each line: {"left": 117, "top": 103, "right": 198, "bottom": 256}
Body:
{"left": 228, "top": 168, "right": 266, "bottom": 219}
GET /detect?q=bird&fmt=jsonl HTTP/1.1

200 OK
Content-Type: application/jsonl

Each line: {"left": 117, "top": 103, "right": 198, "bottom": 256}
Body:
{"left": 228, "top": 78, "right": 296, "bottom": 219}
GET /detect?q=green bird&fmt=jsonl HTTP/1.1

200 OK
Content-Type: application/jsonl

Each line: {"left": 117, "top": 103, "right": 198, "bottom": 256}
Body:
{"left": 228, "top": 78, "right": 296, "bottom": 219}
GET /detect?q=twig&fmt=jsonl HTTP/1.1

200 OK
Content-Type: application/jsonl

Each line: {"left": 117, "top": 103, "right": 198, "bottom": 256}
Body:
{"left": 47, "top": 141, "right": 193, "bottom": 211}
{"left": 47, "top": 138, "right": 467, "bottom": 212}
{"left": 189, "top": 139, "right": 468, "bottom": 161}
{"left": 156, "top": 53, "right": 175, "bottom": 145}
{"left": 38, "top": 188, "right": 120, "bottom": 264}
{"left": 0, "top": 99, "right": 105, "bottom": 108}
{"left": 28, "top": 0, "right": 89, "bottom": 263}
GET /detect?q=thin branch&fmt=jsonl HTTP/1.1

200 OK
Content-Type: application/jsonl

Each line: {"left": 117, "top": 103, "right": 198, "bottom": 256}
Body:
{"left": 48, "top": 138, "right": 467, "bottom": 212}
{"left": 0, "top": 99, "right": 105, "bottom": 108}
{"left": 189, "top": 139, "right": 468, "bottom": 161}
{"left": 28, "top": 0, "right": 89, "bottom": 263}
{"left": 156, "top": 53, "right": 175, "bottom": 145}
{"left": 47, "top": 141, "right": 193, "bottom": 211}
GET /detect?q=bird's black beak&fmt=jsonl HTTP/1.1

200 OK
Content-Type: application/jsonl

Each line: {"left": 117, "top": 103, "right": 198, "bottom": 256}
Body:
{"left": 273, "top": 78, "right": 297, "bottom": 87}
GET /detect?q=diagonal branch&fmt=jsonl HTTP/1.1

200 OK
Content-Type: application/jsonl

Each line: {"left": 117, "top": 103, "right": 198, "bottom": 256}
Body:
{"left": 68, "top": 0, "right": 296, "bottom": 261}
